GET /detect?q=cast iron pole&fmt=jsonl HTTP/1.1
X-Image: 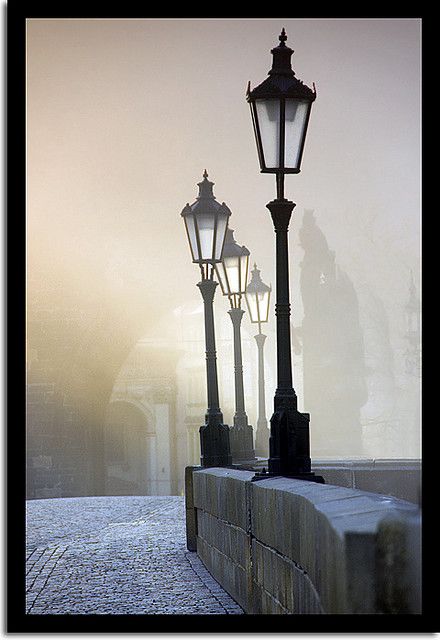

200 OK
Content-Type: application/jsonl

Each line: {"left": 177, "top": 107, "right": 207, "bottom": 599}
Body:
{"left": 254, "top": 331, "right": 268, "bottom": 457}
{"left": 228, "top": 307, "right": 255, "bottom": 461}
{"left": 197, "top": 276, "right": 231, "bottom": 467}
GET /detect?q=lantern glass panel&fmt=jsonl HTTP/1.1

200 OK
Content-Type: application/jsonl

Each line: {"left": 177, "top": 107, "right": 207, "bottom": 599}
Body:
{"left": 240, "top": 254, "right": 249, "bottom": 295}
{"left": 223, "top": 256, "right": 241, "bottom": 294}
{"left": 214, "top": 212, "right": 228, "bottom": 261}
{"left": 255, "top": 99, "right": 280, "bottom": 169}
{"left": 184, "top": 213, "right": 198, "bottom": 261}
{"left": 245, "top": 291, "right": 259, "bottom": 323}
{"left": 258, "top": 290, "right": 271, "bottom": 323}
{"left": 246, "top": 289, "right": 270, "bottom": 324}
{"left": 284, "top": 99, "right": 309, "bottom": 169}
{"left": 197, "top": 212, "right": 216, "bottom": 260}
{"left": 215, "top": 261, "right": 228, "bottom": 295}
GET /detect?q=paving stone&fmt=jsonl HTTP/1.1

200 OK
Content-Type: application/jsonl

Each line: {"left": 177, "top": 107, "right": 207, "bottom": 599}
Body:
{"left": 26, "top": 496, "right": 243, "bottom": 615}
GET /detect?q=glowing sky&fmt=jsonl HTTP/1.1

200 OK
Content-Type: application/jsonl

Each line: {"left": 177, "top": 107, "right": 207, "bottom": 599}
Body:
{"left": 27, "top": 17, "right": 420, "bottom": 300}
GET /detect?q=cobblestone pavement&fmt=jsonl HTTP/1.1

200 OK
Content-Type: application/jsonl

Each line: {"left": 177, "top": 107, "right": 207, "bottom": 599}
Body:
{"left": 26, "top": 496, "right": 244, "bottom": 615}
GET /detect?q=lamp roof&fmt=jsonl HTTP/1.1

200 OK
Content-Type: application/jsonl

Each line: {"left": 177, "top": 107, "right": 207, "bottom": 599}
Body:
{"left": 222, "top": 228, "right": 250, "bottom": 258}
{"left": 246, "top": 263, "right": 271, "bottom": 293}
{"left": 181, "top": 170, "right": 232, "bottom": 219}
{"left": 247, "top": 29, "right": 316, "bottom": 102}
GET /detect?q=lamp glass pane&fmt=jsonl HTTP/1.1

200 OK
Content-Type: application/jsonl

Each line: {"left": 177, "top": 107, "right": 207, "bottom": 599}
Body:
{"left": 284, "top": 99, "right": 309, "bottom": 169}
{"left": 184, "top": 213, "right": 199, "bottom": 261}
{"left": 255, "top": 99, "right": 280, "bottom": 169}
{"left": 215, "top": 261, "right": 229, "bottom": 295}
{"left": 197, "top": 212, "right": 216, "bottom": 260}
{"left": 223, "top": 256, "right": 240, "bottom": 295}
{"left": 258, "top": 290, "right": 271, "bottom": 323}
{"left": 245, "top": 291, "right": 259, "bottom": 323}
{"left": 214, "top": 212, "right": 228, "bottom": 261}
{"left": 240, "top": 254, "right": 249, "bottom": 295}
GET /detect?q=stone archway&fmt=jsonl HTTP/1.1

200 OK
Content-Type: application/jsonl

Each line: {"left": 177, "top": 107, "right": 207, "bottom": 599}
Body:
{"left": 104, "top": 400, "right": 156, "bottom": 496}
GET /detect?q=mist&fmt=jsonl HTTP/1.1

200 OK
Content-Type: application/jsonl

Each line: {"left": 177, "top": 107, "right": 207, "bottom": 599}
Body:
{"left": 26, "top": 18, "right": 421, "bottom": 498}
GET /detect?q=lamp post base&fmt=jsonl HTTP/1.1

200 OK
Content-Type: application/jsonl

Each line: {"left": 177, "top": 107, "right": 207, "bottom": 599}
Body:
{"left": 254, "top": 418, "right": 269, "bottom": 457}
{"left": 199, "top": 421, "right": 232, "bottom": 467}
{"left": 267, "top": 393, "right": 323, "bottom": 482}
{"left": 229, "top": 423, "right": 256, "bottom": 462}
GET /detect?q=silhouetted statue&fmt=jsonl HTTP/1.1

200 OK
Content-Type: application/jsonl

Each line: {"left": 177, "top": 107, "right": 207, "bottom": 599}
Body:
{"left": 298, "top": 210, "right": 368, "bottom": 457}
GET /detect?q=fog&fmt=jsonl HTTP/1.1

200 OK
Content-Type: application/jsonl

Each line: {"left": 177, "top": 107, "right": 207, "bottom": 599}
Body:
{"left": 26, "top": 18, "right": 421, "bottom": 497}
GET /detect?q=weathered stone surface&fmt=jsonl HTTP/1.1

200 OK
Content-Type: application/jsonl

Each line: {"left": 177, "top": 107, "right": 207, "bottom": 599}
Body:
{"left": 196, "top": 536, "right": 249, "bottom": 611}
{"left": 353, "top": 469, "right": 421, "bottom": 505}
{"left": 193, "top": 467, "right": 254, "bottom": 530}
{"left": 312, "top": 458, "right": 422, "bottom": 504}
{"left": 184, "top": 466, "right": 199, "bottom": 551}
{"left": 312, "top": 467, "right": 354, "bottom": 489}
{"left": 197, "top": 510, "right": 249, "bottom": 570}
{"left": 345, "top": 531, "right": 376, "bottom": 613}
{"left": 375, "top": 510, "right": 422, "bottom": 614}
{"left": 251, "top": 539, "right": 323, "bottom": 614}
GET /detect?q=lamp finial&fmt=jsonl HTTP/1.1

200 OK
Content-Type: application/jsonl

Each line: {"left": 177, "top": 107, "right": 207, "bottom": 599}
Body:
{"left": 279, "top": 28, "right": 287, "bottom": 46}
{"left": 203, "top": 169, "right": 208, "bottom": 179}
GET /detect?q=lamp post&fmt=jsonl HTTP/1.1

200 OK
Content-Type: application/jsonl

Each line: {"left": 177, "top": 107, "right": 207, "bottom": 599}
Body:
{"left": 245, "top": 263, "right": 271, "bottom": 457}
{"left": 246, "top": 29, "right": 323, "bottom": 481}
{"left": 215, "top": 228, "right": 255, "bottom": 462}
{"left": 181, "top": 170, "right": 232, "bottom": 467}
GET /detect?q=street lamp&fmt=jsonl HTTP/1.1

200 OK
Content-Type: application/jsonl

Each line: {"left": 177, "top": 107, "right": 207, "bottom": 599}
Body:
{"left": 247, "top": 29, "right": 323, "bottom": 481}
{"left": 215, "top": 228, "right": 255, "bottom": 462}
{"left": 181, "top": 170, "right": 232, "bottom": 467}
{"left": 245, "top": 263, "right": 271, "bottom": 457}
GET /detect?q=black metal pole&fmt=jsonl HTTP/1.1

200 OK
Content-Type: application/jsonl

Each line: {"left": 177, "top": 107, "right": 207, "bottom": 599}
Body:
{"left": 228, "top": 307, "right": 255, "bottom": 461}
{"left": 197, "top": 277, "right": 231, "bottom": 467}
{"left": 254, "top": 331, "right": 268, "bottom": 457}
{"left": 266, "top": 194, "right": 323, "bottom": 482}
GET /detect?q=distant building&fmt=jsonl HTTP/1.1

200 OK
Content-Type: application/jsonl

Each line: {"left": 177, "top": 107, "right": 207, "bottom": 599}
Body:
{"left": 104, "top": 342, "right": 179, "bottom": 496}
{"left": 26, "top": 270, "right": 273, "bottom": 498}
{"left": 26, "top": 283, "right": 89, "bottom": 498}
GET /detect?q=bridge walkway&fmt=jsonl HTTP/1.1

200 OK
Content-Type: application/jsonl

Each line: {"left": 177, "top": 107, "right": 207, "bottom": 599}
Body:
{"left": 25, "top": 495, "right": 243, "bottom": 615}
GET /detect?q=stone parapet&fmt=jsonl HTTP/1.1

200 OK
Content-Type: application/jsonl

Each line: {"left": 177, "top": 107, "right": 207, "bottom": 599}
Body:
{"left": 186, "top": 467, "right": 421, "bottom": 614}
{"left": 311, "top": 458, "right": 421, "bottom": 504}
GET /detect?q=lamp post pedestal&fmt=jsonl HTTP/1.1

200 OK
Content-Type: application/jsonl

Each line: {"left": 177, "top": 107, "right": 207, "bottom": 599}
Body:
{"left": 197, "top": 278, "right": 232, "bottom": 467}
{"left": 228, "top": 307, "right": 255, "bottom": 462}
{"left": 266, "top": 197, "right": 323, "bottom": 482}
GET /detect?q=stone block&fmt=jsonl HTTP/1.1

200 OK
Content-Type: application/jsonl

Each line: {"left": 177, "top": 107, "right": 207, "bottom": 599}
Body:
{"left": 184, "top": 466, "right": 199, "bottom": 551}
{"left": 260, "top": 589, "right": 287, "bottom": 614}
{"left": 313, "top": 466, "right": 354, "bottom": 488}
{"left": 196, "top": 535, "right": 249, "bottom": 611}
{"left": 345, "top": 531, "right": 376, "bottom": 613}
{"left": 375, "top": 510, "right": 422, "bottom": 614}
{"left": 251, "top": 538, "right": 322, "bottom": 614}
{"left": 193, "top": 468, "right": 253, "bottom": 530}
{"left": 353, "top": 468, "right": 421, "bottom": 504}
{"left": 197, "top": 509, "right": 249, "bottom": 570}
{"left": 250, "top": 579, "right": 263, "bottom": 614}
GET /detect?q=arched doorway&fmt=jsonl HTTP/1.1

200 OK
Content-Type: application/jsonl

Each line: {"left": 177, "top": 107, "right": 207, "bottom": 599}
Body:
{"left": 104, "top": 400, "right": 155, "bottom": 495}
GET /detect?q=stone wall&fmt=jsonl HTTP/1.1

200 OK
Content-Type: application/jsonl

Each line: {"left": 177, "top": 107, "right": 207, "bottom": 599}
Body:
{"left": 185, "top": 467, "right": 421, "bottom": 614}
{"left": 311, "top": 459, "right": 421, "bottom": 504}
